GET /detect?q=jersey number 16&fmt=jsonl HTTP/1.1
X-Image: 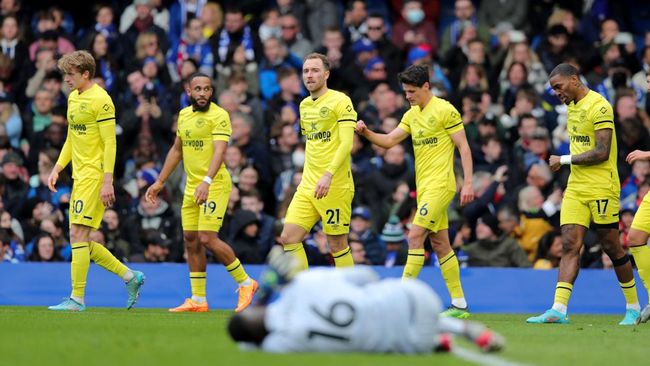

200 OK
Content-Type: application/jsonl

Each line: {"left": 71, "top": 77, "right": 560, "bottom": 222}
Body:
{"left": 307, "top": 301, "right": 356, "bottom": 342}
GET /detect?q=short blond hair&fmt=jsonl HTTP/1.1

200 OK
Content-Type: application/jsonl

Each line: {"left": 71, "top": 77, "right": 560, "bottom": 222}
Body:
{"left": 303, "top": 53, "right": 330, "bottom": 71}
{"left": 57, "top": 50, "right": 96, "bottom": 78}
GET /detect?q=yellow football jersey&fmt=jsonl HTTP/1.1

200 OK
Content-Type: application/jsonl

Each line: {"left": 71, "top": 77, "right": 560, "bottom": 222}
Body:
{"left": 176, "top": 102, "right": 231, "bottom": 187}
{"left": 299, "top": 89, "right": 357, "bottom": 189}
{"left": 566, "top": 90, "right": 619, "bottom": 195}
{"left": 66, "top": 83, "right": 116, "bottom": 180}
{"left": 397, "top": 96, "right": 464, "bottom": 192}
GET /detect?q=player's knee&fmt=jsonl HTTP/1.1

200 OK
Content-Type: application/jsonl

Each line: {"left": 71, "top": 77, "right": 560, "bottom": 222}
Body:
{"left": 560, "top": 237, "right": 580, "bottom": 254}
{"left": 198, "top": 232, "right": 213, "bottom": 247}
{"left": 628, "top": 230, "right": 648, "bottom": 247}
{"left": 69, "top": 225, "right": 89, "bottom": 243}
{"left": 183, "top": 231, "right": 198, "bottom": 244}
{"left": 328, "top": 236, "right": 347, "bottom": 253}
{"left": 601, "top": 242, "right": 625, "bottom": 259}
{"left": 183, "top": 232, "right": 202, "bottom": 253}
{"left": 279, "top": 230, "right": 294, "bottom": 246}
{"left": 407, "top": 230, "right": 426, "bottom": 248}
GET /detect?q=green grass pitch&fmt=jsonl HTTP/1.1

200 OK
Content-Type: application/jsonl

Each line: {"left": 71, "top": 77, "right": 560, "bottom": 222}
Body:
{"left": 1, "top": 307, "right": 648, "bottom": 366}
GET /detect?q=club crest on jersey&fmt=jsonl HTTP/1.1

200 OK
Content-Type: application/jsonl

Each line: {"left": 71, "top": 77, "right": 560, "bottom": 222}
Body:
{"left": 196, "top": 118, "right": 206, "bottom": 128}
{"left": 579, "top": 110, "right": 587, "bottom": 122}
{"left": 319, "top": 107, "right": 330, "bottom": 118}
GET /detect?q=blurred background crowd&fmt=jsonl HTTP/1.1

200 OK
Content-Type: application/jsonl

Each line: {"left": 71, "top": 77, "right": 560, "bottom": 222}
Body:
{"left": 0, "top": 0, "right": 649, "bottom": 271}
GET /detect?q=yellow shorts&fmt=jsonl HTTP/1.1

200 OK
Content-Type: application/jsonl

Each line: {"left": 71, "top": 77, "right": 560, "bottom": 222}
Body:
{"left": 412, "top": 189, "right": 456, "bottom": 232}
{"left": 69, "top": 178, "right": 104, "bottom": 230}
{"left": 560, "top": 190, "right": 620, "bottom": 227}
{"left": 284, "top": 185, "right": 353, "bottom": 235}
{"left": 181, "top": 179, "right": 231, "bottom": 232}
{"left": 631, "top": 194, "right": 650, "bottom": 233}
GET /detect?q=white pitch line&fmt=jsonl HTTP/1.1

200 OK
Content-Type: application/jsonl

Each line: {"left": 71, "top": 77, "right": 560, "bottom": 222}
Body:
{"left": 452, "top": 346, "right": 533, "bottom": 366}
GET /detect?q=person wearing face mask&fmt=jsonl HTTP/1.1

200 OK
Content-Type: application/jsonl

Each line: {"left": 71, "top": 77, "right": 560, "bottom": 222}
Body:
{"left": 391, "top": 0, "right": 438, "bottom": 55}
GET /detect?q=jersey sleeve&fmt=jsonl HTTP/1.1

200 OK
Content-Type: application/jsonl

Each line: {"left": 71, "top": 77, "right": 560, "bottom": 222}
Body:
{"left": 298, "top": 98, "right": 308, "bottom": 134}
{"left": 444, "top": 104, "right": 464, "bottom": 135}
{"left": 94, "top": 92, "right": 116, "bottom": 124}
{"left": 95, "top": 92, "right": 117, "bottom": 174}
{"left": 591, "top": 99, "right": 614, "bottom": 130}
{"left": 397, "top": 109, "right": 412, "bottom": 135}
{"left": 56, "top": 130, "right": 72, "bottom": 168}
{"left": 334, "top": 95, "right": 357, "bottom": 125}
{"left": 212, "top": 110, "right": 231, "bottom": 142}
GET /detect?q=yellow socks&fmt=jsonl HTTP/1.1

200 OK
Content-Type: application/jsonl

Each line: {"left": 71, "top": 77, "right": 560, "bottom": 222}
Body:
{"left": 283, "top": 243, "right": 309, "bottom": 271}
{"left": 70, "top": 242, "right": 90, "bottom": 299}
{"left": 226, "top": 258, "right": 249, "bottom": 284}
{"left": 630, "top": 245, "right": 650, "bottom": 293}
{"left": 552, "top": 282, "right": 573, "bottom": 314}
{"left": 403, "top": 248, "right": 425, "bottom": 279}
{"left": 619, "top": 279, "right": 640, "bottom": 311}
{"left": 190, "top": 272, "right": 207, "bottom": 299}
{"left": 332, "top": 246, "right": 354, "bottom": 268}
{"left": 89, "top": 241, "right": 129, "bottom": 279}
{"left": 439, "top": 250, "right": 466, "bottom": 308}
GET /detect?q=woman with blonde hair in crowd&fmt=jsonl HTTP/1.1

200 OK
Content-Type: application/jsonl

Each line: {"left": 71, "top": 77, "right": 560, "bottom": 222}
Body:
{"left": 499, "top": 42, "right": 547, "bottom": 94}
{"left": 130, "top": 31, "right": 166, "bottom": 72}
{"left": 201, "top": 2, "right": 223, "bottom": 40}
{"left": 546, "top": 8, "right": 578, "bottom": 36}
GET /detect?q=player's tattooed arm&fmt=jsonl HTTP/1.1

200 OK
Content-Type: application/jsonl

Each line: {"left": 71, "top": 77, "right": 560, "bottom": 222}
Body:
{"left": 570, "top": 127, "right": 612, "bottom": 165}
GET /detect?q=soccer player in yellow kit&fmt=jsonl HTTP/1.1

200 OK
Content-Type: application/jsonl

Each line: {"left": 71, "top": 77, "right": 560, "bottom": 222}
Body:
{"left": 145, "top": 73, "right": 257, "bottom": 313}
{"left": 527, "top": 63, "right": 641, "bottom": 325}
{"left": 47, "top": 51, "right": 145, "bottom": 311}
{"left": 356, "top": 64, "right": 475, "bottom": 318}
{"left": 279, "top": 53, "right": 358, "bottom": 269}
{"left": 623, "top": 72, "right": 650, "bottom": 323}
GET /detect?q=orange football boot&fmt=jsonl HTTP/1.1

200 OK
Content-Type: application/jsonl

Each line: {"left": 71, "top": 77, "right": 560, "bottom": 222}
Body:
{"left": 168, "top": 298, "right": 209, "bottom": 312}
{"left": 235, "top": 279, "right": 259, "bottom": 312}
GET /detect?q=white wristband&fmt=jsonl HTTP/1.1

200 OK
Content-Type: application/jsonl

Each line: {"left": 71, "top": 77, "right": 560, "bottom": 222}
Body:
{"left": 202, "top": 176, "right": 213, "bottom": 185}
{"left": 560, "top": 155, "right": 572, "bottom": 165}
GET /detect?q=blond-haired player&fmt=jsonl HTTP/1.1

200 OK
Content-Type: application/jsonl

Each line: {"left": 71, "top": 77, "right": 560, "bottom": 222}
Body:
{"left": 48, "top": 50, "right": 145, "bottom": 311}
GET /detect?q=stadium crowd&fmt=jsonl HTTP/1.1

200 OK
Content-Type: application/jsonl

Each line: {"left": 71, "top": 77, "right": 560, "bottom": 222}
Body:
{"left": 0, "top": 0, "right": 649, "bottom": 271}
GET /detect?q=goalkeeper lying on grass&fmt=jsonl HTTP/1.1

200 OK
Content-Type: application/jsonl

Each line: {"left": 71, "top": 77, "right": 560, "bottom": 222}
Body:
{"left": 228, "top": 247, "right": 504, "bottom": 353}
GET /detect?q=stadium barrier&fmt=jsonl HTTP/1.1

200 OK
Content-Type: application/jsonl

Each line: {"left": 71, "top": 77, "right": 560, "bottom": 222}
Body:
{"left": 1, "top": 263, "right": 647, "bottom": 313}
